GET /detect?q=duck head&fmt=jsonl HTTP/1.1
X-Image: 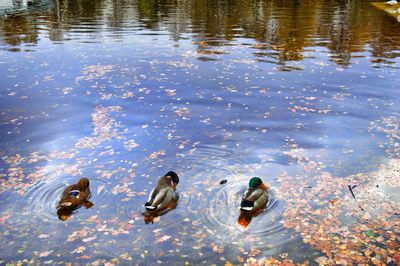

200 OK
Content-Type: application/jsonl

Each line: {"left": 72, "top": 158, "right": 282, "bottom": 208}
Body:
{"left": 249, "top": 177, "right": 268, "bottom": 190}
{"left": 77, "top": 178, "right": 90, "bottom": 189}
{"left": 165, "top": 171, "right": 179, "bottom": 191}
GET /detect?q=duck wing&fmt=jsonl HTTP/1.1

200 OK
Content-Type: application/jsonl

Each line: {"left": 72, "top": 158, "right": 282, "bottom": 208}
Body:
{"left": 146, "top": 187, "right": 170, "bottom": 210}
{"left": 145, "top": 188, "right": 158, "bottom": 209}
{"left": 155, "top": 189, "right": 176, "bottom": 210}
{"left": 58, "top": 184, "right": 76, "bottom": 207}
{"left": 253, "top": 190, "right": 268, "bottom": 210}
{"left": 240, "top": 188, "right": 265, "bottom": 211}
{"left": 151, "top": 188, "right": 170, "bottom": 208}
{"left": 61, "top": 184, "right": 75, "bottom": 198}
{"left": 243, "top": 188, "right": 265, "bottom": 201}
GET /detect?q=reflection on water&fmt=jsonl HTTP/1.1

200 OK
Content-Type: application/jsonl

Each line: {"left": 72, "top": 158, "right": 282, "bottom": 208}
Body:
{"left": 142, "top": 194, "right": 179, "bottom": 224}
{"left": 0, "top": 0, "right": 399, "bottom": 264}
{"left": 22, "top": 177, "right": 108, "bottom": 221}
{"left": 0, "top": 0, "right": 400, "bottom": 64}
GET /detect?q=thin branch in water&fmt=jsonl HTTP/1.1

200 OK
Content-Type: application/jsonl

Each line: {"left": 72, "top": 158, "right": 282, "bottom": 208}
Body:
{"left": 348, "top": 185, "right": 356, "bottom": 199}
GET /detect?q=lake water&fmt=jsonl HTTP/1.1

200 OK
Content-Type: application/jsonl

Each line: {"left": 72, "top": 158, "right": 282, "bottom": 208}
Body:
{"left": 0, "top": 0, "right": 399, "bottom": 265}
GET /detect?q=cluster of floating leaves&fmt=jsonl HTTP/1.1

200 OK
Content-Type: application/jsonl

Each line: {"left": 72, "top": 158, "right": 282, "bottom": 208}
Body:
{"left": 244, "top": 256, "right": 306, "bottom": 266}
{"left": 369, "top": 115, "right": 400, "bottom": 158}
{"left": 278, "top": 152, "right": 399, "bottom": 265}
{"left": 150, "top": 59, "right": 196, "bottom": 70}
{"left": 76, "top": 65, "right": 115, "bottom": 82}
{"left": 75, "top": 106, "right": 125, "bottom": 149}
{"left": 1, "top": 152, "right": 80, "bottom": 195}
{"left": 0, "top": 104, "right": 138, "bottom": 196}
{"left": 0, "top": 56, "right": 399, "bottom": 265}
{"left": 241, "top": 115, "right": 400, "bottom": 265}
{"left": 0, "top": 108, "right": 148, "bottom": 263}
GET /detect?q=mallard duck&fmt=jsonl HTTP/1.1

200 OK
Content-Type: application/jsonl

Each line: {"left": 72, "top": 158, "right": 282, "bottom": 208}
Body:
{"left": 144, "top": 171, "right": 179, "bottom": 211}
{"left": 238, "top": 177, "right": 268, "bottom": 227}
{"left": 142, "top": 194, "right": 180, "bottom": 224}
{"left": 57, "top": 178, "right": 93, "bottom": 221}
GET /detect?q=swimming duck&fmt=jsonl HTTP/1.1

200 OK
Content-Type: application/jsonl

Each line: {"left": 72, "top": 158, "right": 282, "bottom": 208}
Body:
{"left": 57, "top": 178, "right": 94, "bottom": 221}
{"left": 238, "top": 177, "right": 268, "bottom": 227}
{"left": 142, "top": 194, "right": 180, "bottom": 224}
{"left": 144, "top": 171, "right": 179, "bottom": 211}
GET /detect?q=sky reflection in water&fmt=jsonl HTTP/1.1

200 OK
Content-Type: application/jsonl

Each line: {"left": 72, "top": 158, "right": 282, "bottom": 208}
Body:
{"left": 0, "top": 0, "right": 399, "bottom": 264}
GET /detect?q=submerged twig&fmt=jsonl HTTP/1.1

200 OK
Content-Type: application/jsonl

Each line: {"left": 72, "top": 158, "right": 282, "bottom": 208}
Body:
{"left": 348, "top": 185, "right": 356, "bottom": 199}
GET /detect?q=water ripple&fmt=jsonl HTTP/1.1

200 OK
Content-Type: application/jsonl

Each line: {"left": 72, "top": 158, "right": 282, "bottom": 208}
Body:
{"left": 21, "top": 177, "right": 111, "bottom": 222}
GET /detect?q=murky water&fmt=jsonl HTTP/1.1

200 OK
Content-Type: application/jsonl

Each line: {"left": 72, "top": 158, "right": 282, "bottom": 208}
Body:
{"left": 0, "top": 0, "right": 399, "bottom": 264}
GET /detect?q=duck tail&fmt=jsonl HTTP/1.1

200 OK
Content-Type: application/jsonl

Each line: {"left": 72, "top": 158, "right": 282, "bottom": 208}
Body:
{"left": 238, "top": 213, "right": 250, "bottom": 228}
{"left": 142, "top": 212, "right": 155, "bottom": 224}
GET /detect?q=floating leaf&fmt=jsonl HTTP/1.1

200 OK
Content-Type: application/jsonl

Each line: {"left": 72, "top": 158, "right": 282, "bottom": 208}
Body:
{"left": 39, "top": 250, "right": 53, "bottom": 257}
{"left": 155, "top": 235, "right": 171, "bottom": 243}
{"left": 82, "top": 236, "right": 97, "bottom": 243}
{"left": 72, "top": 246, "right": 86, "bottom": 254}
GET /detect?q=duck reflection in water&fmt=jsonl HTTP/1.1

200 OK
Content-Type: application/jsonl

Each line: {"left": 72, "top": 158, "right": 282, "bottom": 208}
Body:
{"left": 57, "top": 178, "right": 94, "bottom": 221}
{"left": 238, "top": 177, "right": 269, "bottom": 228}
{"left": 142, "top": 171, "right": 180, "bottom": 224}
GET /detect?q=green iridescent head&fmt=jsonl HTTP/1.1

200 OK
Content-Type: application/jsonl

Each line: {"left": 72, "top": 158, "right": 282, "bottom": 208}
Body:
{"left": 249, "top": 177, "right": 263, "bottom": 188}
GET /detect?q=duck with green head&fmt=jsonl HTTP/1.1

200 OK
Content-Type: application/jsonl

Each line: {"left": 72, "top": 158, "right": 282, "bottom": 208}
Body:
{"left": 143, "top": 171, "right": 180, "bottom": 223}
{"left": 238, "top": 177, "right": 269, "bottom": 227}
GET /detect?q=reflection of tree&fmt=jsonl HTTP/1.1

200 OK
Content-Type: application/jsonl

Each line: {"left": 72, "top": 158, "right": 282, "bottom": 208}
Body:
{"left": 0, "top": 0, "right": 400, "bottom": 64}
{"left": 48, "top": 0, "right": 68, "bottom": 41}
{"left": 136, "top": 0, "right": 161, "bottom": 30}
{"left": 0, "top": 13, "right": 39, "bottom": 46}
{"left": 326, "top": 1, "right": 353, "bottom": 65}
{"left": 12, "top": 0, "right": 23, "bottom": 9}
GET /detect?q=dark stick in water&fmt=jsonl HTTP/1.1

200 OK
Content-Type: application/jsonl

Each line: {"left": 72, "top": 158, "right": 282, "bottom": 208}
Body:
{"left": 348, "top": 185, "right": 356, "bottom": 199}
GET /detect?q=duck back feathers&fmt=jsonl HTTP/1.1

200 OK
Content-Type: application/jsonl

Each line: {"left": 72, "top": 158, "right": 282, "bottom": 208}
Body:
{"left": 145, "top": 171, "right": 180, "bottom": 211}
{"left": 240, "top": 187, "right": 268, "bottom": 212}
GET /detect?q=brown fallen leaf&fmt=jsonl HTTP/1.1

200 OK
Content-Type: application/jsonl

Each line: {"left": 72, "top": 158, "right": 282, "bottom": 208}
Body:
{"left": 82, "top": 236, "right": 97, "bottom": 243}
{"left": 155, "top": 235, "right": 171, "bottom": 243}
{"left": 0, "top": 213, "right": 12, "bottom": 225}
{"left": 72, "top": 246, "right": 86, "bottom": 254}
{"left": 39, "top": 250, "right": 53, "bottom": 257}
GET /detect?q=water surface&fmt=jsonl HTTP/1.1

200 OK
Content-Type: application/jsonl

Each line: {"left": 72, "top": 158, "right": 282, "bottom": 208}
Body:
{"left": 0, "top": 0, "right": 399, "bottom": 264}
